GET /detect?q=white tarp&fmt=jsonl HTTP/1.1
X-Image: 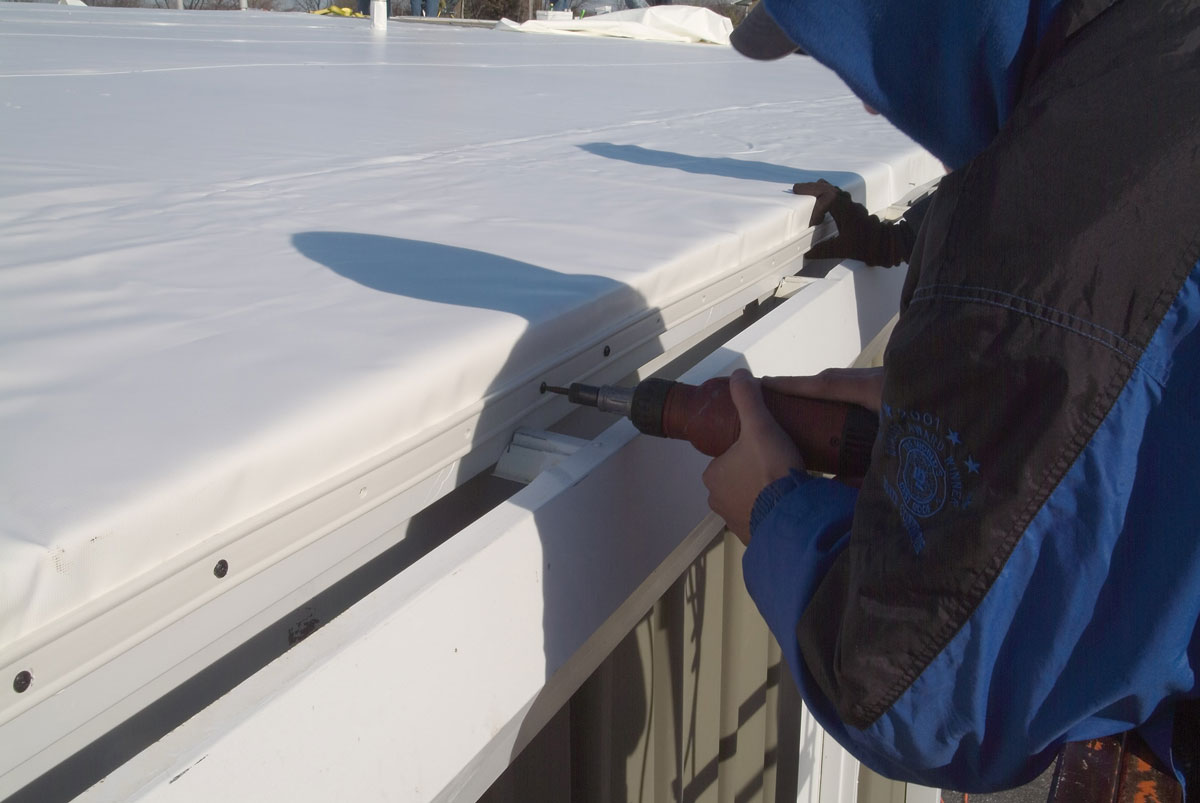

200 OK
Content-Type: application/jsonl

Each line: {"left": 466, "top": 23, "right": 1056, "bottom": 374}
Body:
{"left": 0, "top": 5, "right": 940, "bottom": 653}
{"left": 496, "top": 5, "right": 733, "bottom": 45}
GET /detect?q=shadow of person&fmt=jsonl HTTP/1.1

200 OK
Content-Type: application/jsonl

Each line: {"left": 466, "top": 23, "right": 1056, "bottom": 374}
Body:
{"left": 578, "top": 142, "right": 864, "bottom": 189}
{"left": 292, "top": 232, "right": 873, "bottom": 800}
{"left": 293, "top": 231, "right": 662, "bottom": 799}
{"left": 293, "top": 232, "right": 626, "bottom": 319}
{"left": 291, "top": 229, "right": 659, "bottom": 552}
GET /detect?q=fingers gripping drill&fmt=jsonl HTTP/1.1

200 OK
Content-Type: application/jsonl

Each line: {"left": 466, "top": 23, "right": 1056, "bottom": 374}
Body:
{"left": 542, "top": 377, "right": 877, "bottom": 477}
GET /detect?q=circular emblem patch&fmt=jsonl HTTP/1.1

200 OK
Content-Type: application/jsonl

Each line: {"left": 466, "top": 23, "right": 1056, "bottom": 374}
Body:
{"left": 896, "top": 436, "right": 947, "bottom": 519}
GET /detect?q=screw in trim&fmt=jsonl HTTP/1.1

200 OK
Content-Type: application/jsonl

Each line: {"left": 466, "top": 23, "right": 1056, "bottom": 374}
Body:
{"left": 603, "top": 345, "right": 611, "bottom": 357}
{"left": 13, "top": 671, "right": 32, "bottom": 694}
{"left": 213, "top": 559, "right": 229, "bottom": 579}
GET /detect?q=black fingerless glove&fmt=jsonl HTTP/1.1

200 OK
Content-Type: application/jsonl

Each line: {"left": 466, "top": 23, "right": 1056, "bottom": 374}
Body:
{"left": 793, "top": 179, "right": 917, "bottom": 268}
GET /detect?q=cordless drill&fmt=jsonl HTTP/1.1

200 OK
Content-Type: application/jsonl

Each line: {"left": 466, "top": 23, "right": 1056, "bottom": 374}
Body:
{"left": 542, "top": 376, "right": 877, "bottom": 477}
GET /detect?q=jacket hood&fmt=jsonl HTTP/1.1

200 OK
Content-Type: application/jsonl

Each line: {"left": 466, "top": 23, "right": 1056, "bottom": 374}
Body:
{"left": 762, "top": 0, "right": 1064, "bottom": 169}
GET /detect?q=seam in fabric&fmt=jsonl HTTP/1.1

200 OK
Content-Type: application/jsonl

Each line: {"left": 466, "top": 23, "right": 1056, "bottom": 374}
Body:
{"left": 912, "top": 283, "right": 1140, "bottom": 352}
{"left": 910, "top": 286, "right": 1143, "bottom": 362}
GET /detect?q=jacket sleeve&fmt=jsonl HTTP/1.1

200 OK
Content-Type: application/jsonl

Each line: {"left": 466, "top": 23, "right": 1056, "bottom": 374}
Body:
{"left": 742, "top": 473, "right": 856, "bottom": 673}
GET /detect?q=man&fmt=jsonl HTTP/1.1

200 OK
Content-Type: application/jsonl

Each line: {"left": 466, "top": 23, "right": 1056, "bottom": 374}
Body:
{"left": 704, "top": 0, "right": 1200, "bottom": 794}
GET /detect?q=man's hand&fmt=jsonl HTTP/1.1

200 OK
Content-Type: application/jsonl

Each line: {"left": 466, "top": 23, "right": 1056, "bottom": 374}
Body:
{"left": 793, "top": 180, "right": 914, "bottom": 268}
{"left": 793, "top": 178, "right": 846, "bottom": 227}
{"left": 702, "top": 370, "right": 804, "bottom": 545}
{"left": 763, "top": 366, "right": 885, "bottom": 414}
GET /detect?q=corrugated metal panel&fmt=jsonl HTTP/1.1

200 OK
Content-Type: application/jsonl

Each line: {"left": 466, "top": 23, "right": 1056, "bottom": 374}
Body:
{"left": 479, "top": 532, "right": 867, "bottom": 803}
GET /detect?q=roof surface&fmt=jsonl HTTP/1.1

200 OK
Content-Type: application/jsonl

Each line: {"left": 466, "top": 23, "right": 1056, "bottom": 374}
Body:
{"left": 0, "top": 4, "right": 940, "bottom": 646}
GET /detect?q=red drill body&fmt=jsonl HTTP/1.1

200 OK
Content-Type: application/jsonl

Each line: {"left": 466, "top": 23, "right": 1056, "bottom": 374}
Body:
{"left": 544, "top": 377, "right": 877, "bottom": 477}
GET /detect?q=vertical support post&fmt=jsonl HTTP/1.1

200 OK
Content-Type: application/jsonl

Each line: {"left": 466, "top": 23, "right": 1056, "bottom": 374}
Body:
{"left": 372, "top": 0, "right": 387, "bottom": 31}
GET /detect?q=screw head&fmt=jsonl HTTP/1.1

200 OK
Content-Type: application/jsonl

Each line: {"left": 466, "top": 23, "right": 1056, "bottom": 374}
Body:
{"left": 13, "top": 671, "right": 32, "bottom": 694}
{"left": 213, "top": 559, "right": 229, "bottom": 579}
{"left": 603, "top": 345, "right": 611, "bottom": 357}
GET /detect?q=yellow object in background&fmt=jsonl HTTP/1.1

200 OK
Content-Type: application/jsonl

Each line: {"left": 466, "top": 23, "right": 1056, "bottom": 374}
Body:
{"left": 311, "top": 5, "right": 367, "bottom": 15}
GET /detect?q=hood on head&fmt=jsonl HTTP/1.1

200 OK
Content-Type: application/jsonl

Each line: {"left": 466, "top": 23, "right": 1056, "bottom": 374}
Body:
{"left": 755, "top": 0, "right": 1063, "bottom": 169}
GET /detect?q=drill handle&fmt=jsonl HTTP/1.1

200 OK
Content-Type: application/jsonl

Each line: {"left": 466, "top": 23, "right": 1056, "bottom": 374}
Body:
{"left": 657, "top": 377, "right": 878, "bottom": 477}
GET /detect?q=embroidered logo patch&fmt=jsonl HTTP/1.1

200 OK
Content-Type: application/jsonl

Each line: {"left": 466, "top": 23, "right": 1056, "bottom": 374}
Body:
{"left": 897, "top": 436, "right": 945, "bottom": 518}
{"left": 879, "top": 403, "right": 980, "bottom": 554}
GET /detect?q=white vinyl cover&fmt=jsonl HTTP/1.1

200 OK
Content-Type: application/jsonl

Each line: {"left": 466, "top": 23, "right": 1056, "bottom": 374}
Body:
{"left": 0, "top": 6, "right": 941, "bottom": 650}
{"left": 495, "top": 6, "right": 733, "bottom": 45}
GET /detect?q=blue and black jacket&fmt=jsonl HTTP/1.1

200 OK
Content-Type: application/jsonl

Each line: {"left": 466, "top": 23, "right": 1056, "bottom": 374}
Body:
{"left": 743, "top": 0, "right": 1200, "bottom": 793}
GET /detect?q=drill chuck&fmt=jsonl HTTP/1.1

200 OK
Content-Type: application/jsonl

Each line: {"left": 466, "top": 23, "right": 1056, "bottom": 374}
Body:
{"left": 565, "top": 383, "right": 636, "bottom": 417}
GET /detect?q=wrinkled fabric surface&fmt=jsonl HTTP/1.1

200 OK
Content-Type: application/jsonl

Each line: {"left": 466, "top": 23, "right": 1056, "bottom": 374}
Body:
{"left": 0, "top": 5, "right": 942, "bottom": 648}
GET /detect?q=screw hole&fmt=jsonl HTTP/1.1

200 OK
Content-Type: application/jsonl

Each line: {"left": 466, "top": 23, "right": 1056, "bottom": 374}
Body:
{"left": 13, "top": 671, "right": 32, "bottom": 694}
{"left": 213, "top": 559, "right": 229, "bottom": 579}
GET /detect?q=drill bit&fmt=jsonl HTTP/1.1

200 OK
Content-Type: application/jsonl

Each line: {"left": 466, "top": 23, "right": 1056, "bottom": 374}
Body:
{"left": 540, "top": 381, "right": 633, "bottom": 415}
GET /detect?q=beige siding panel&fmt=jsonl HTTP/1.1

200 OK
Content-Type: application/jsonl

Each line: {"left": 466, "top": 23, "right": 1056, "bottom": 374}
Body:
{"left": 478, "top": 525, "right": 929, "bottom": 803}
{"left": 716, "top": 532, "right": 771, "bottom": 803}
{"left": 480, "top": 531, "right": 827, "bottom": 803}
